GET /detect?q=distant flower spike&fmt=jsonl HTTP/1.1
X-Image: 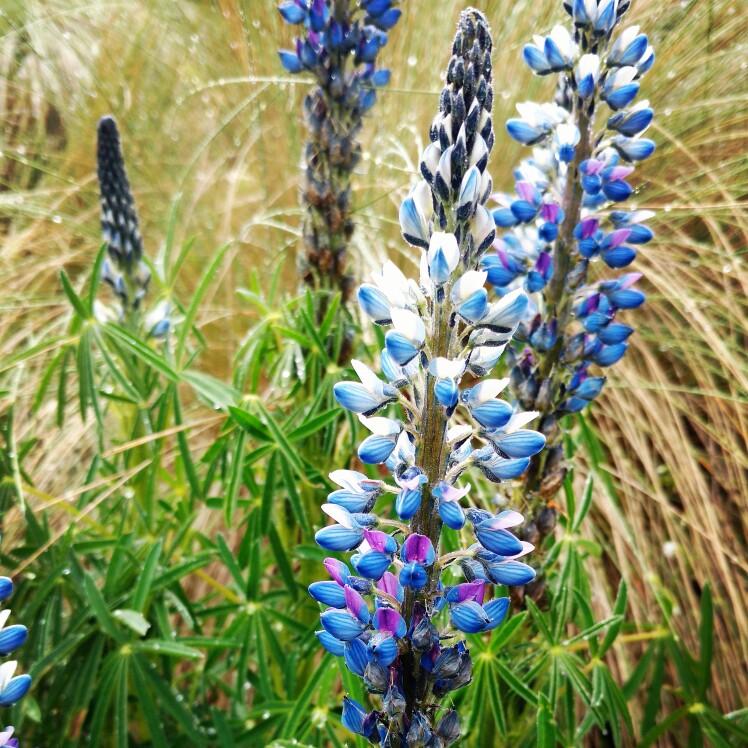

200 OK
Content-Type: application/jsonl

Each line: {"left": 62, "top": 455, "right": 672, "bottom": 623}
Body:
{"left": 277, "top": 0, "right": 403, "bottom": 302}
{"left": 312, "top": 10, "right": 542, "bottom": 743}
{"left": 0, "top": 578, "right": 31, "bottom": 718}
{"left": 95, "top": 116, "right": 169, "bottom": 337}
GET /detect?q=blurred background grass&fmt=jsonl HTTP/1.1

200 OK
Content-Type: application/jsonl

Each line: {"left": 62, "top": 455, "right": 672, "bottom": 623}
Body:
{"left": 1, "top": 0, "right": 746, "bottom": 735}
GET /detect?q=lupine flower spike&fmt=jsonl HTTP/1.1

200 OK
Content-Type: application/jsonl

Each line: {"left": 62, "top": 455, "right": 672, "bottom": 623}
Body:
{"left": 485, "top": 0, "right": 656, "bottom": 565}
{"left": 95, "top": 116, "right": 169, "bottom": 337}
{"left": 278, "top": 0, "right": 402, "bottom": 302}
{"left": 313, "top": 10, "right": 544, "bottom": 744}
{"left": 0, "top": 576, "right": 31, "bottom": 738}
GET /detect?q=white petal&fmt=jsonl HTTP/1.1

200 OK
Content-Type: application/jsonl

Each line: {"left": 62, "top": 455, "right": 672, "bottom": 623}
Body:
{"left": 447, "top": 424, "right": 473, "bottom": 444}
{"left": 329, "top": 469, "right": 368, "bottom": 492}
{"left": 0, "top": 610, "right": 10, "bottom": 629}
{"left": 504, "top": 411, "right": 540, "bottom": 433}
{"left": 358, "top": 415, "right": 401, "bottom": 436}
{"left": 428, "top": 357, "right": 466, "bottom": 379}
{"left": 0, "top": 661, "right": 17, "bottom": 690}
{"left": 391, "top": 308, "right": 426, "bottom": 344}
{"left": 351, "top": 359, "right": 386, "bottom": 396}
{"left": 321, "top": 503, "right": 357, "bottom": 529}
{"left": 470, "top": 378, "right": 510, "bottom": 403}
{"left": 451, "top": 270, "right": 487, "bottom": 302}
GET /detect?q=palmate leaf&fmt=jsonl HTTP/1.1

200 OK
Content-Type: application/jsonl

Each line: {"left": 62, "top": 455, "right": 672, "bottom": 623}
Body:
{"left": 536, "top": 692, "right": 556, "bottom": 748}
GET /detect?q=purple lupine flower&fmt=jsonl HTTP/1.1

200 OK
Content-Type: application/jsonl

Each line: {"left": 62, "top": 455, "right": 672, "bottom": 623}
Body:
{"left": 309, "top": 11, "right": 541, "bottom": 743}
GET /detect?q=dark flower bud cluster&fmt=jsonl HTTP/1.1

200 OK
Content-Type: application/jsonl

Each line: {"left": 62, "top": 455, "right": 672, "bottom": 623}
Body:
{"left": 95, "top": 117, "right": 169, "bottom": 337}
{"left": 312, "top": 11, "right": 545, "bottom": 745}
{"left": 481, "top": 0, "right": 656, "bottom": 512}
{"left": 278, "top": 1, "right": 402, "bottom": 302}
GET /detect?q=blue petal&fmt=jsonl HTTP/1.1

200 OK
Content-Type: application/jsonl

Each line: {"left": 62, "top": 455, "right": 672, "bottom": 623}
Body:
{"left": 358, "top": 434, "right": 396, "bottom": 465}
{"left": 492, "top": 456, "right": 531, "bottom": 481}
{"left": 315, "top": 525, "right": 364, "bottom": 552}
{"left": 344, "top": 637, "right": 370, "bottom": 676}
{"left": 358, "top": 285, "right": 392, "bottom": 324}
{"left": 369, "top": 635, "right": 399, "bottom": 666}
{"left": 593, "top": 343, "right": 628, "bottom": 367}
{"left": 278, "top": 50, "right": 304, "bottom": 74}
{"left": 492, "top": 207, "right": 519, "bottom": 228}
{"left": 375, "top": 8, "right": 401, "bottom": 30}
{"left": 510, "top": 200, "right": 538, "bottom": 223}
{"left": 475, "top": 525, "right": 524, "bottom": 556}
{"left": 615, "top": 138, "right": 655, "bottom": 162}
{"left": 617, "top": 35, "right": 648, "bottom": 66}
{"left": 577, "top": 74, "right": 596, "bottom": 99}
{"left": 342, "top": 697, "right": 368, "bottom": 736}
{"left": 429, "top": 246, "right": 453, "bottom": 285}
{"left": 0, "top": 674, "right": 31, "bottom": 708}
{"left": 602, "top": 245, "right": 637, "bottom": 268}
{"left": 490, "top": 561, "right": 536, "bottom": 586}
{"left": 483, "top": 256, "right": 519, "bottom": 286}
{"left": 598, "top": 324, "right": 633, "bottom": 345}
{"left": 574, "top": 376, "right": 606, "bottom": 399}
{"left": 449, "top": 601, "right": 489, "bottom": 634}
{"left": 316, "top": 630, "right": 345, "bottom": 656}
{"left": 608, "top": 289, "right": 646, "bottom": 309}
{"left": 483, "top": 597, "right": 511, "bottom": 630}
{"left": 627, "top": 224, "right": 654, "bottom": 244}
{"left": 605, "top": 82, "right": 640, "bottom": 111}
{"left": 522, "top": 45, "right": 549, "bottom": 73}
{"left": 399, "top": 196, "right": 430, "bottom": 248}
{"left": 544, "top": 37, "right": 567, "bottom": 70}
{"left": 0, "top": 675, "right": 31, "bottom": 708}
{"left": 493, "top": 430, "right": 546, "bottom": 459}
{"left": 458, "top": 289, "right": 488, "bottom": 322}
{"left": 385, "top": 330, "right": 420, "bottom": 365}
{"left": 277, "top": 2, "right": 307, "bottom": 24}
{"left": 470, "top": 399, "right": 513, "bottom": 429}
{"left": 0, "top": 624, "right": 27, "bottom": 656}
{"left": 351, "top": 551, "right": 392, "bottom": 580}
{"left": 399, "top": 562, "right": 428, "bottom": 590}
{"left": 333, "top": 382, "right": 389, "bottom": 414}
{"left": 327, "top": 488, "right": 372, "bottom": 513}
{"left": 594, "top": 0, "right": 615, "bottom": 32}
{"left": 320, "top": 610, "right": 367, "bottom": 641}
{"left": 395, "top": 488, "right": 422, "bottom": 520}
{"left": 372, "top": 69, "right": 391, "bottom": 87}
{"left": 308, "top": 581, "right": 347, "bottom": 608}
{"left": 0, "top": 577, "right": 13, "bottom": 601}
{"left": 506, "top": 119, "right": 545, "bottom": 146}
{"left": 438, "top": 499, "right": 466, "bottom": 530}
{"left": 602, "top": 180, "right": 632, "bottom": 202}
{"left": 435, "top": 378, "right": 459, "bottom": 409}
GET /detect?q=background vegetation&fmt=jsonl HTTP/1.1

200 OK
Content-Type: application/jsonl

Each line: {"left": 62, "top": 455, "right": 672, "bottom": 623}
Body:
{"left": 0, "top": 0, "right": 746, "bottom": 745}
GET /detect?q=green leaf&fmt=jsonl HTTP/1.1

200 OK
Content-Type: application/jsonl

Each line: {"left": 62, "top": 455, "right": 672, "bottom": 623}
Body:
{"left": 697, "top": 583, "right": 713, "bottom": 697}
{"left": 132, "top": 539, "right": 164, "bottom": 613}
{"left": 113, "top": 609, "right": 151, "bottom": 637}
{"left": 573, "top": 474, "right": 595, "bottom": 531}
{"left": 536, "top": 692, "right": 556, "bottom": 748}
{"left": 599, "top": 580, "right": 627, "bottom": 656}
{"left": 181, "top": 369, "right": 239, "bottom": 408}
{"left": 268, "top": 524, "right": 299, "bottom": 600}
{"left": 287, "top": 408, "right": 340, "bottom": 442}
{"left": 225, "top": 428, "right": 247, "bottom": 525}
{"left": 131, "top": 657, "right": 170, "bottom": 748}
{"left": 60, "top": 269, "right": 90, "bottom": 319}
{"left": 639, "top": 705, "right": 691, "bottom": 746}
{"left": 175, "top": 241, "right": 231, "bottom": 364}
{"left": 135, "top": 639, "right": 204, "bottom": 659}
{"left": 84, "top": 574, "right": 123, "bottom": 642}
{"left": 229, "top": 406, "right": 271, "bottom": 441}
{"left": 280, "top": 653, "right": 334, "bottom": 739}
{"left": 494, "top": 659, "right": 538, "bottom": 706}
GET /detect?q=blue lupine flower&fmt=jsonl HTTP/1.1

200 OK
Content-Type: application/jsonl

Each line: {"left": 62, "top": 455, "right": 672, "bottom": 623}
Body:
{"left": 0, "top": 580, "right": 31, "bottom": 712}
{"left": 277, "top": 0, "right": 402, "bottom": 301}
{"left": 310, "top": 11, "right": 542, "bottom": 741}
{"left": 481, "top": 0, "right": 657, "bottom": 527}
